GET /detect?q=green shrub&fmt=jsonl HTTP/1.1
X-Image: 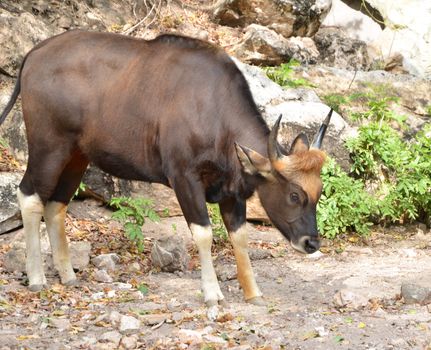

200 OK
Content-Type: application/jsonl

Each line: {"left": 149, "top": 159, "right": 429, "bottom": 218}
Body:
{"left": 317, "top": 158, "right": 376, "bottom": 238}
{"left": 347, "top": 122, "right": 431, "bottom": 224}
{"left": 264, "top": 60, "right": 315, "bottom": 88}
{"left": 110, "top": 197, "right": 160, "bottom": 251}
{"left": 318, "top": 85, "right": 430, "bottom": 236}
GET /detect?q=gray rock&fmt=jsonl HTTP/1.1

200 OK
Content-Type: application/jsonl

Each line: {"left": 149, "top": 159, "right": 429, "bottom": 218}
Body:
{"left": 91, "top": 253, "right": 120, "bottom": 272}
{"left": 100, "top": 330, "right": 122, "bottom": 346}
{"left": 3, "top": 247, "right": 26, "bottom": 273}
{"left": 151, "top": 235, "right": 190, "bottom": 273}
{"left": 215, "top": 264, "right": 237, "bottom": 282}
{"left": 232, "top": 24, "right": 319, "bottom": 65}
{"left": 119, "top": 315, "right": 140, "bottom": 333}
{"left": 333, "top": 289, "right": 369, "bottom": 309}
{"left": 69, "top": 241, "right": 91, "bottom": 271}
{"left": 49, "top": 318, "right": 71, "bottom": 331}
{"left": 249, "top": 248, "right": 272, "bottom": 261}
{"left": 120, "top": 334, "right": 139, "bottom": 349}
{"left": 213, "top": 0, "right": 331, "bottom": 38}
{"left": 0, "top": 172, "right": 22, "bottom": 234}
{"left": 109, "top": 310, "right": 122, "bottom": 327}
{"left": 94, "top": 269, "right": 114, "bottom": 283}
{"left": 140, "top": 314, "right": 168, "bottom": 326}
{"left": 401, "top": 282, "right": 431, "bottom": 305}
{"left": 314, "top": 27, "right": 371, "bottom": 71}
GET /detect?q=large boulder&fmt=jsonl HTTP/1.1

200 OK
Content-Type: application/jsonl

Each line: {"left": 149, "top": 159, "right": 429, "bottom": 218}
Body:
{"left": 231, "top": 24, "right": 319, "bottom": 65}
{"left": 314, "top": 27, "right": 371, "bottom": 70}
{"left": 0, "top": 8, "right": 56, "bottom": 74}
{"left": 366, "top": 0, "right": 431, "bottom": 79}
{"left": 213, "top": 0, "right": 332, "bottom": 38}
{"left": 321, "top": 0, "right": 382, "bottom": 43}
{"left": 0, "top": 172, "right": 22, "bottom": 234}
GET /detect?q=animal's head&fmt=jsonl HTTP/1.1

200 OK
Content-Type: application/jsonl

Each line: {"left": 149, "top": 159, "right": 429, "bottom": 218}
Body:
{"left": 236, "top": 109, "right": 333, "bottom": 254}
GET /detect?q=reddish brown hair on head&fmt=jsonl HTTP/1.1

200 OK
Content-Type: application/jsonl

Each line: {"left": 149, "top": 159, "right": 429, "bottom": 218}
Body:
{"left": 276, "top": 149, "right": 327, "bottom": 178}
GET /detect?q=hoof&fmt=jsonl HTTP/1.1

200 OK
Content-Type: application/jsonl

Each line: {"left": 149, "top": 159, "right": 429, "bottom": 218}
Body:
{"left": 63, "top": 278, "right": 78, "bottom": 287}
{"left": 205, "top": 299, "right": 226, "bottom": 307}
{"left": 29, "top": 284, "right": 46, "bottom": 292}
{"left": 246, "top": 296, "right": 266, "bottom": 306}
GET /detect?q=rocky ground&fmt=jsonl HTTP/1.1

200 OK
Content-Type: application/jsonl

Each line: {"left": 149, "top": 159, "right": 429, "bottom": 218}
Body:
{"left": 0, "top": 199, "right": 430, "bottom": 350}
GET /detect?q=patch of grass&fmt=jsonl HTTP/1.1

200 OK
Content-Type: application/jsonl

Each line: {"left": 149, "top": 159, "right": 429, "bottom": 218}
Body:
{"left": 264, "top": 60, "right": 315, "bottom": 88}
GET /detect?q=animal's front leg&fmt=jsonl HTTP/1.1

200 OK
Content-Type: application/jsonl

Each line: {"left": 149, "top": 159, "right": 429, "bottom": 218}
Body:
{"left": 171, "top": 177, "right": 224, "bottom": 320}
{"left": 219, "top": 198, "right": 264, "bottom": 305}
{"left": 190, "top": 224, "right": 225, "bottom": 306}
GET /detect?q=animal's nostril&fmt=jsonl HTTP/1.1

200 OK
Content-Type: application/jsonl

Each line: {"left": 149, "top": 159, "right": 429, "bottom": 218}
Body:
{"left": 304, "top": 238, "right": 320, "bottom": 254}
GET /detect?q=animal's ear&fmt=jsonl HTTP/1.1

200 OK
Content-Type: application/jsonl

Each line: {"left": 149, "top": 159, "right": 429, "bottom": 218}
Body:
{"left": 289, "top": 133, "right": 310, "bottom": 154}
{"left": 235, "top": 143, "right": 271, "bottom": 177}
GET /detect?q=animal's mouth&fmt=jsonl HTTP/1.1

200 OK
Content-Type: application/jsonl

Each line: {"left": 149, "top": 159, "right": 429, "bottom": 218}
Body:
{"left": 290, "top": 236, "right": 320, "bottom": 254}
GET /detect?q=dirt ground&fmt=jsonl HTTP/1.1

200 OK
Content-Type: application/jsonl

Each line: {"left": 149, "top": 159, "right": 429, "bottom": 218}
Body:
{"left": 0, "top": 199, "right": 430, "bottom": 350}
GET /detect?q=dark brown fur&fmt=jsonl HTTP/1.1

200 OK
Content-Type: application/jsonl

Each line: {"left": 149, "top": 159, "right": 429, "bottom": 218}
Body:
{"left": 0, "top": 30, "right": 326, "bottom": 250}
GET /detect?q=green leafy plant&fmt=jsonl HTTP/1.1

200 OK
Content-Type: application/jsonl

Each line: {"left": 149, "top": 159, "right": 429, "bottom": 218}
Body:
{"left": 347, "top": 122, "right": 431, "bottom": 224}
{"left": 318, "top": 158, "right": 377, "bottom": 238}
{"left": 73, "top": 182, "right": 87, "bottom": 198}
{"left": 322, "top": 93, "right": 348, "bottom": 114}
{"left": 110, "top": 197, "right": 160, "bottom": 251}
{"left": 207, "top": 203, "right": 228, "bottom": 242}
{"left": 265, "top": 60, "right": 315, "bottom": 88}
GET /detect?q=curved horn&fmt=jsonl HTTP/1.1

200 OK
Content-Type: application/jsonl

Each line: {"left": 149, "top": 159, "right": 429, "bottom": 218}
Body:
{"left": 268, "top": 114, "right": 284, "bottom": 163}
{"left": 311, "top": 108, "right": 333, "bottom": 149}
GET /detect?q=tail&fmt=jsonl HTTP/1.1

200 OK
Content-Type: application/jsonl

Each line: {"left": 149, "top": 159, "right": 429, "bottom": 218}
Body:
{"left": 0, "top": 65, "right": 22, "bottom": 126}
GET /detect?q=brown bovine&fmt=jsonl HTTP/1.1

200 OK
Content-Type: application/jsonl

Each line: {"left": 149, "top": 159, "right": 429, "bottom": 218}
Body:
{"left": 0, "top": 30, "right": 332, "bottom": 315}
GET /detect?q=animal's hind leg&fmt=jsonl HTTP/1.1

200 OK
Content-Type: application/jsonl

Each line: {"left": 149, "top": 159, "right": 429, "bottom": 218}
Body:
{"left": 17, "top": 173, "right": 46, "bottom": 291}
{"left": 45, "top": 150, "right": 89, "bottom": 285}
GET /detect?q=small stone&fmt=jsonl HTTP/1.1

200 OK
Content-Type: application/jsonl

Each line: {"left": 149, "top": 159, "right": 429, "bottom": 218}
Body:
{"left": 92, "top": 253, "right": 120, "bottom": 272}
{"left": 109, "top": 311, "right": 122, "bottom": 327}
{"left": 151, "top": 235, "right": 190, "bottom": 272}
{"left": 128, "top": 262, "right": 141, "bottom": 272}
{"left": 70, "top": 241, "right": 92, "bottom": 271}
{"left": 129, "top": 291, "right": 145, "bottom": 300}
{"left": 167, "top": 299, "right": 181, "bottom": 311}
{"left": 203, "top": 334, "right": 227, "bottom": 344}
{"left": 120, "top": 334, "right": 139, "bottom": 349}
{"left": 178, "top": 329, "right": 203, "bottom": 344}
{"left": 100, "top": 330, "right": 122, "bottom": 346}
{"left": 113, "top": 282, "right": 132, "bottom": 290}
{"left": 333, "top": 289, "right": 369, "bottom": 309}
{"left": 307, "top": 250, "right": 324, "bottom": 259}
{"left": 94, "top": 269, "right": 113, "bottom": 283}
{"left": 49, "top": 318, "right": 71, "bottom": 331}
{"left": 91, "top": 292, "right": 105, "bottom": 300}
{"left": 140, "top": 314, "right": 167, "bottom": 326}
{"left": 249, "top": 248, "right": 272, "bottom": 260}
{"left": 315, "top": 326, "right": 328, "bottom": 337}
{"left": 427, "top": 304, "right": 431, "bottom": 313}
{"left": 401, "top": 282, "right": 431, "bottom": 305}
{"left": 215, "top": 264, "right": 237, "bottom": 282}
{"left": 3, "top": 248, "right": 26, "bottom": 273}
{"left": 172, "top": 312, "right": 183, "bottom": 322}
{"left": 119, "top": 315, "right": 140, "bottom": 332}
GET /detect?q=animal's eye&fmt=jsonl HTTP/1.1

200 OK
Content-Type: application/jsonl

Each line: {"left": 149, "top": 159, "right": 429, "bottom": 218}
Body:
{"left": 290, "top": 192, "right": 300, "bottom": 203}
